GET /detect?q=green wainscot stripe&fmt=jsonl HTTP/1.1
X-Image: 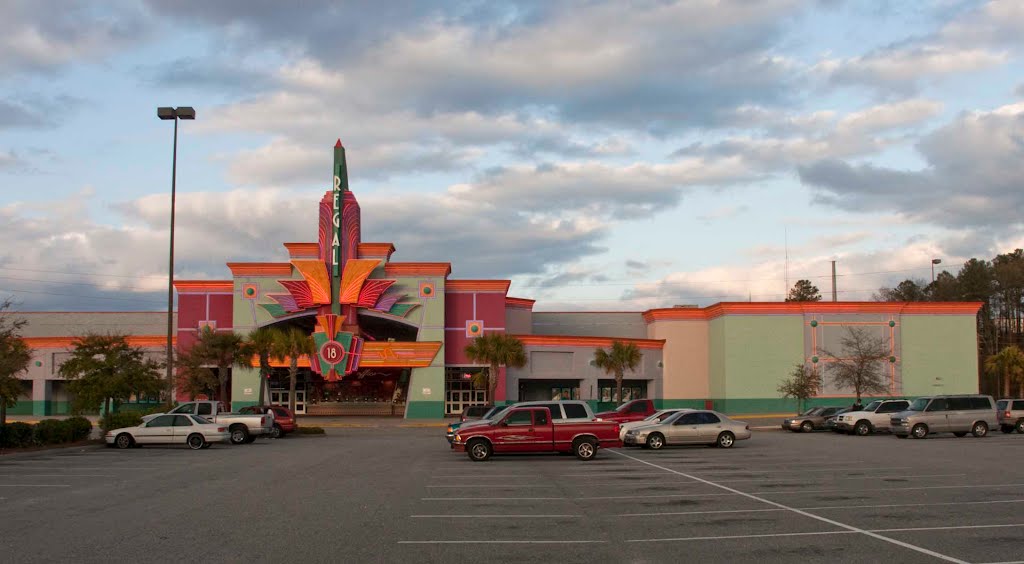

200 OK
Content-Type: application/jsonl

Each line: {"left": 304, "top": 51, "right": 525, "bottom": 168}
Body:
{"left": 9, "top": 401, "right": 36, "bottom": 415}
{"left": 405, "top": 400, "right": 445, "bottom": 419}
{"left": 708, "top": 397, "right": 912, "bottom": 415}
{"left": 655, "top": 399, "right": 708, "bottom": 410}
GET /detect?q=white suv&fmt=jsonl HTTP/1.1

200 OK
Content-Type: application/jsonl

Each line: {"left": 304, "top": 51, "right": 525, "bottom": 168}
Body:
{"left": 834, "top": 399, "right": 910, "bottom": 436}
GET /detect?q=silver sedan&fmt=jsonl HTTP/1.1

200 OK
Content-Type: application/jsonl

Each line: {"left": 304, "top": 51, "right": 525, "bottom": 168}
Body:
{"left": 618, "top": 409, "right": 692, "bottom": 441}
{"left": 105, "top": 414, "right": 231, "bottom": 450}
{"left": 622, "top": 410, "right": 751, "bottom": 449}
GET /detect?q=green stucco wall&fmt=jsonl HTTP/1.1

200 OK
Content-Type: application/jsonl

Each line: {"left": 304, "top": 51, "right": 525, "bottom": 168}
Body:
{"left": 231, "top": 366, "right": 262, "bottom": 408}
{"left": 901, "top": 315, "right": 979, "bottom": 396}
{"left": 719, "top": 315, "right": 805, "bottom": 398}
{"left": 708, "top": 317, "right": 726, "bottom": 399}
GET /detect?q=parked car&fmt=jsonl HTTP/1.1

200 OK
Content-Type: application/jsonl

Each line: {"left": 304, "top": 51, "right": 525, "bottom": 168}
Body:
{"left": 782, "top": 406, "right": 845, "bottom": 433}
{"left": 447, "top": 405, "right": 508, "bottom": 443}
{"left": 105, "top": 414, "right": 229, "bottom": 450}
{"left": 890, "top": 395, "right": 999, "bottom": 439}
{"left": 824, "top": 408, "right": 851, "bottom": 432}
{"left": 460, "top": 404, "right": 493, "bottom": 423}
{"left": 452, "top": 406, "right": 621, "bottom": 461}
{"left": 143, "top": 400, "right": 273, "bottom": 444}
{"left": 834, "top": 399, "right": 910, "bottom": 435}
{"left": 619, "top": 409, "right": 692, "bottom": 441}
{"left": 449, "top": 400, "right": 596, "bottom": 445}
{"left": 238, "top": 405, "right": 298, "bottom": 438}
{"left": 997, "top": 399, "right": 1024, "bottom": 434}
{"left": 595, "top": 399, "right": 657, "bottom": 423}
{"left": 623, "top": 410, "right": 750, "bottom": 449}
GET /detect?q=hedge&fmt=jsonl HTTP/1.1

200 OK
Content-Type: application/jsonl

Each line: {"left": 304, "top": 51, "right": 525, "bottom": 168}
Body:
{"left": 0, "top": 417, "right": 92, "bottom": 448}
{"left": 100, "top": 411, "right": 143, "bottom": 433}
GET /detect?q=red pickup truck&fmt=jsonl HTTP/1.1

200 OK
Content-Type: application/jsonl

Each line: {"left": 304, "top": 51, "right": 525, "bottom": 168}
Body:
{"left": 452, "top": 407, "right": 621, "bottom": 461}
{"left": 595, "top": 399, "right": 656, "bottom": 423}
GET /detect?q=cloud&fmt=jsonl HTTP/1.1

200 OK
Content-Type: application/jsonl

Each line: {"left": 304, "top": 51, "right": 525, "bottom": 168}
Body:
{"left": 0, "top": 95, "right": 83, "bottom": 130}
{"left": 822, "top": 45, "right": 1007, "bottom": 91}
{"left": 0, "top": 1, "right": 150, "bottom": 73}
{"left": 799, "top": 102, "right": 1024, "bottom": 229}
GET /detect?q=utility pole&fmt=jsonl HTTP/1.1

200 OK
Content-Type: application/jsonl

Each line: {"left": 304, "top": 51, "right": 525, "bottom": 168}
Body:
{"left": 831, "top": 260, "right": 837, "bottom": 302}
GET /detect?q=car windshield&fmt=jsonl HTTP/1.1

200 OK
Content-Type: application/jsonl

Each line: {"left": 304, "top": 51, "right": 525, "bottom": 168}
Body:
{"left": 799, "top": 407, "right": 820, "bottom": 416}
{"left": 863, "top": 401, "right": 881, "bottom": 411}
{"left": 614, "top": 402, "right": 634, "bottom": 412}
{"left": 486, "top": 407, "right": 510, "bottom": 422}
{"left": 908, "top": 398, "right": 930, "bottom": 411}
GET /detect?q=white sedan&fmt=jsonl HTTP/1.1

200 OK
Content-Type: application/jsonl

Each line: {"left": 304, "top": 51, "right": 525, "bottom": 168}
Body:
{"left": 106, "top": 414, "right": 231, "bottom": 450}
{"left": 619, "top": 409, "right": 693, "bottom": 441}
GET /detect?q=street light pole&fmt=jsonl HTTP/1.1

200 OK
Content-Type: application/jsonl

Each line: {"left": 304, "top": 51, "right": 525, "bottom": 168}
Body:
{"left": 158, "top": 106, "right": 195, "bottom": 402}
{"left": 931, "top": 258, "right": 942, "bottom": 283}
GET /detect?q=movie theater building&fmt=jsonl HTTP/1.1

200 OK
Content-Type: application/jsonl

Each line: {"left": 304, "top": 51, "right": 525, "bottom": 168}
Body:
{"left": 8, "top": 142, "right": 983, "bottom": 419}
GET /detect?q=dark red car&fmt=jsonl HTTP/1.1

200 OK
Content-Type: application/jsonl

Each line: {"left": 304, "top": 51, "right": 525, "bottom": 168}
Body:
{"left": 239, "top": 405, "right": 298, "bottom": 438}
{"left": 595, "top": 399, "right": 656, "bottom": 423}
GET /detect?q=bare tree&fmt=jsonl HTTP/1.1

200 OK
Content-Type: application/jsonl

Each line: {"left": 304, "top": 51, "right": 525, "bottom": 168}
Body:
{"left": 819, "top": 327, "right": 891, "bottom": 403}
{"left": 777, "top": 364, "right": 821, "bottom": 413}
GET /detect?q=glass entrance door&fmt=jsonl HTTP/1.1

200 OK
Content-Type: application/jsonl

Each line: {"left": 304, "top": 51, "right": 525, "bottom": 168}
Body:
{"left": 270, "top": 387, "right": 307, "bottom": 415}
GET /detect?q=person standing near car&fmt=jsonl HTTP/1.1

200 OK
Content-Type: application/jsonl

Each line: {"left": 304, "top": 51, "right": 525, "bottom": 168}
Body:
{"left": 851, "top": 400, "right": 863, "bottom": 411}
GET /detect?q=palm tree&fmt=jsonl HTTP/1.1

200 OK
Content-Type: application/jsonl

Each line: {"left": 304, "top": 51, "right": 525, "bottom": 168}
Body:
{"left": 985, "top": 345, "right": 1024, "bottom": 398}
{"left": 240, "top": 327, "right": 282, "bottom": 406}
{"left": 272, "top": 327, "right": 315, "bottom": 413}
{"left": 189, "top": 326, "right": 246, "bottom": 403}
{"left": 593, "top": 341, "right": 642, "bottom": 406}
{"left": 464, "top": 333, "right": 526, "bottom": 404}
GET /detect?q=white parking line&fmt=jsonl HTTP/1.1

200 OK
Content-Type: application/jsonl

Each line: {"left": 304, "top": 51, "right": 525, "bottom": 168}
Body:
{"left": 421, "top": 497, "right": 566, "bottom": 501}
{"left": 613, "top": 449, "right": 970, "bottom": 563}
{"left": 410, "top": 514, "right": 580, "bottom": 518}
{"left": 625, "top": 523, "right": 1024, "bottom": 543}
{"left": 0, "top": 484, "right": 71, "bottom": 487}
{"left": 617, "top": 498, "right": 1024, "bottom": 517}
{"left": 0, "top": 474, "right": 117, "bottom": 477}
{"left": 425, "top": 485, "right": 556, "bottom": 488}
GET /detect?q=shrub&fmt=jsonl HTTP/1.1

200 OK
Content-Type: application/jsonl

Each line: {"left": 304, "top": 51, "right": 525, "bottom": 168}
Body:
{"left": 34, "top": 419, "right": 74, "bottom": 444}
{"left": 101, "top": 411, "right": 143, "bottom": 433}
{"left": 297, "top": 426, "right": 325, "bottom": 435}
{"left": 65, "top": 416, "right": 93, "bottom": 441}
{"left": 0, "top": 422, "right": 36, "bottom": 448}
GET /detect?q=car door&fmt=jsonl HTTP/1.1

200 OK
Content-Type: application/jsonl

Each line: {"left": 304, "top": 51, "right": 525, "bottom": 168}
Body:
{"left": 138, "top": 415, "right": 176, "bottom": 444}
{"left": 172, "top": 415, "right": 196, "bottom": 444}
{"left": 924, "top": 398, "right": 950, "bottom": 432}
{"left": 492, "top": 409, "right": 537, "bottom": 453}
{"left": 697, "top": 412, "right": 725, "bottom": 441}
{"left": 668, "top": 412, "right": 703, "bottom": 444}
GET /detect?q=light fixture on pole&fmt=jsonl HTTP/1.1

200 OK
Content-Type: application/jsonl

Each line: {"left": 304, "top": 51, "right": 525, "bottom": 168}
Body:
{"left": 931, "top": 258, "right": 942, "bottom": 283}
{"left": 157, "top": 106, "right": 195, "bottom": 399}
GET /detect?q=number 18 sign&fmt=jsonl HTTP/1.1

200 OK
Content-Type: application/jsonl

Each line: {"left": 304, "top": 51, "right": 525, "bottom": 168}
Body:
{"left": 312, "top": 314, "right": 362, "bottom": 381}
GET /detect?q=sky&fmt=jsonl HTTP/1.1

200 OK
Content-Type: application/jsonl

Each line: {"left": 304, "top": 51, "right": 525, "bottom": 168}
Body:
{"left": 1, "top": 0, "right": 1023, "bottom": 312}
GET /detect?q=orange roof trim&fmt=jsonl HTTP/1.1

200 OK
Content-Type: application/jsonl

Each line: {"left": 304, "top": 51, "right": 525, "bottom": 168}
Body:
{"left": 174, "top": 280, "right": 234, "bottom": 293}
{"left": 514, "top": 335, "right": 665, "bottom": 350}
{"left": 384, "top": 262, "right": 452, "bottom": 277}
{"left": 227, "top": 262, "right": 294, "bottom": 277}
{"left": 446, "top": 280, "right": 511, "bottom": 293}
{"left": 505, "top": 297, "right": 536, "bottom": 310}
{"left": 283, "top": 243, "right": 320, "bottom": 258}
{"left": 357, "top": 242, "right": 397, "bottom": 260}
{"left": 643, "top": 301, "right": 985, "bottom": 322}
{"left": 25, "top": 336, "right": 175, "bottom": 349}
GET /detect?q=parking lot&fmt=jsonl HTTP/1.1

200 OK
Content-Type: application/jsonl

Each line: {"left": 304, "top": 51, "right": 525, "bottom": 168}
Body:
{"left": 2, "top": 427, "right": 1023, "bottom": 563}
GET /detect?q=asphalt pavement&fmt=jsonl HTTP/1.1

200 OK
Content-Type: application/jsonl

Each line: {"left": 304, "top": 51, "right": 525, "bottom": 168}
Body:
{"left": 1, "top": 425, "right": 1022, "bottom": 563}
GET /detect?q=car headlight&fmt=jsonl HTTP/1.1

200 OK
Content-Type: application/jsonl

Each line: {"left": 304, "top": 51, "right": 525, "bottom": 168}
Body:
{"left": 454, "top": 434, "right": 462, "bottom": 442}
{"left": 446, "top": 425, "right": 453, "bottom": 433}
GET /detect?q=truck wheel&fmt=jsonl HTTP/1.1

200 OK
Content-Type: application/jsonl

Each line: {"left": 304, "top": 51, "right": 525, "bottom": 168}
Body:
{"left": 270, "top": 424, "right": 283, "bottom": 439}
{"left": 574, "top": 438, "right": 597, "bottom": 461}
{"left": 229, "top": 426, "right": 249, "bottom": 445}
{"left": 467, "top": 439, "right": 491, "bottom": 462}
{"left": 646, "top": 433, "right": 665, "bottom": 450}
{"left": 115, "top": 433, "right": 133, "bottom": 449}
{"left": 854, "top": 421, "right": 872, "bottom": 436}
{"left": 971, "top": 421, "right": 988, "bottom": 437}
{"left": 911, "top": 424, "right": 929, "bottom": 439}
{"left": 800, "top": 421, "right": 814, "bottom": 433}
{"left": 716, "top": 431, "right": 735, "bottom": 448}
{"left": 187, "top": 434, "right": 205, "bottom": 450}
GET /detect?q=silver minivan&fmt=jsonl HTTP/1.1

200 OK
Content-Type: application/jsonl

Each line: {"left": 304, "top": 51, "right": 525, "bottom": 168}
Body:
{"left": 889, "top": 395, "right": 998, "bottom": 439}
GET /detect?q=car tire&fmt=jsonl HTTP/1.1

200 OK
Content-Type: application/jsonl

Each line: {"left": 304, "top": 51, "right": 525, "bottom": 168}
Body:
{"left": 646, "top": 433, "right": 665, "bottom": 450}
{"left": 1001, "top": 425, "right": 1014, "bottom": 434}
{"left": 573, "top": 438, "right": 598, "bottom": 461}
{"left": 953, "top": 432, "right": 967, "bottom": 437}
{"left": 800, "top": 421, "right": 814, "bottom": 433}
{"left": 854, "top": 421, "right": 872, "bottom": 436}
{"left": 187, "top": 434, "right": 205, "bottom": 450}
{"left": 270, "top": 424, "right": 283, "bottom": 439}
{"left": 114, "top": 433, "right": 133, "bottom": 449}
{"left": 971, "top": 421, "right": 988, "bottom": 438}
{"left": 1016, "top": 419, "right": 1024, "bottom": 434}
{"left": 911, "top": 423, "right": 929, "bottom": 439}
{"left": 716, "top": 431, "right": 735, "bottom": 448}
{"left": 467, "top": 439, "right": 491, "bottom": 462}
{"left": 229, "top": 426, "right": 249, "bottom": 445}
